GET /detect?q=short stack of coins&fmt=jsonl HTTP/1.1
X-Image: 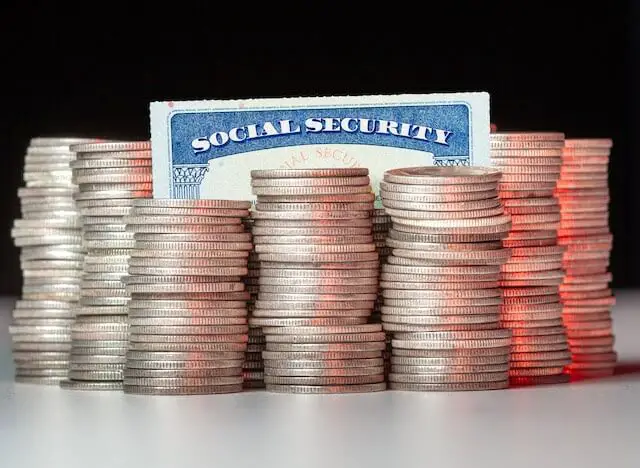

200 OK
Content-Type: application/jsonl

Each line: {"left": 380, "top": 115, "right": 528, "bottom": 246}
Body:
{"left": 490, "top": 132, "right": 572, "bottom": 386}
{"left": 243, "top": 217, "right": 265, "bottom": 389}
{"left": 380, "top": 167, "right": 512, "bottom": 392}
{"left": 123, "top": 199, "right": 252, "bottom": 395}
{"left": 557, "top": 138, "right": 616, "bottom": 378}
{"left": 61, "top": 141, "right": 152, "bottom": 391}
{"left": 10, "top": 137, "right": 94, "bottom": 385}
{"left": 250, "top": 168, "right": 386, "bottom": 394}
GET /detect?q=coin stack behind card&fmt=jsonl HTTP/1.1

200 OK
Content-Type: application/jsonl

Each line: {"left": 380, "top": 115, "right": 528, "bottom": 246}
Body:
{"left": 250, "top": 168, "right": 386, "bottom": 394}
{"left": 10, "top": 137, "right": 96, "bottom": 385}
{"left": 243, "top": 216, "right": 265, "bottom": 389}
{"left": 59, "top": 141, "right": 152, "bottom": 391}
{"left": 557, "top": 138, "right": 616, "bottom": 379}
{"left": 490, "top": 132, "right": 572, "bottom": 386}
{"left": 122, "top": 199, "right": 252, "bottom": 395}
{"left": 371, "top": 207, "right": 392, "bottom": 377}
{"left": 380, "top": 166, "right": 512, "bottom": 391}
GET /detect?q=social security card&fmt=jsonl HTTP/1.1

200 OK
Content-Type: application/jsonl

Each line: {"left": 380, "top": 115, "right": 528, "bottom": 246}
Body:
{"left": 150, "top": 93, "right": 490, "bottom": 201}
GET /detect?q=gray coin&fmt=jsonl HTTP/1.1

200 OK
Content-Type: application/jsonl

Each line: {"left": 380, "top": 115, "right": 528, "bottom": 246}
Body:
{"left": 123, "top": 376, "right": 243, "bottom": 386}
{"left": 263, "top": 374, "right": 384, "bottom": 385}
{"left": 126, "top": 351, "right": 245, "bottom": 362}
{"left": 388, "top": 371, "right": 508, "bottom": 383}
{"left": 70, "top": 354, "right": 126, "bottom": 364}
{"left": 15, "top": 360, "right": 70, "bottom": 370}
{"left": 15, "top": 376, "right": 65, "bottom": 385}
{"left": 261, "top": 351, "right": 382, "bottom": 361}
{"left": 392, "top": 346, "right": 511, "bottom": 357}
{"left": 68, "top": 370, "right": 122, "bottom": 381}
{"left": 265, "top": 383, "right": 386, "bottom": 394}
{"left": 264, "top": 366, "right": 384, "bottom": 377}
{"left": 124, "top": 367, "right": 243, "bottom": 378}
{"left": 390, "top": 363, "right": 510, "bottom": 374}
{"left": 16, "top": 368, "right": 68, "bottom": 377}
{"left": 129, "top": 309, "right": 248, "bottom": 320}
{"left": 13, "top": 351, "right": 69, "bottom": 361}
{"left": 251, "top": 308, "right": 372, "bottom": 318}
{"left": 263, "top": 358, "right": 384, "bottom": 369}
{"left": 265, "top": 342, "right": 385, "bottom": 352}
{"left": 123, "top": 384, "right": 243, "bottom": 395}
{"left": 128, "top": 342, "right": 247, "bottom": 352}
{"left": 60, "top": 380, "right": 124, "bottom": 391}
{"left": 389, "top": 381, "right": 508, "bottom": 391}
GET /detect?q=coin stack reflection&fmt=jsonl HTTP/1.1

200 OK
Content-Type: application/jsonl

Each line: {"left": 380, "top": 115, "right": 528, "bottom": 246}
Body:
{"left": 243, "top": 217, "right": 265, "bottom": 389}
{"left": 490, "top": 132, "right": 571, "bottom": 386}
{"left": 557, "top": 139, "right": 617, "bottom": 378}
{"left": 250, "top": 168, "right": 386, "bottom": 394}
{"left": 61, "top": 141, "right": 151, "bottom": 391}
{"left": 380, "top": 167, "right": 512, "bottom": 392}
{"left": 10, "top": 137, "right": 94, "bottom": 385}
{"left": 123, "top": 199, "right": 251, "bottom": 395}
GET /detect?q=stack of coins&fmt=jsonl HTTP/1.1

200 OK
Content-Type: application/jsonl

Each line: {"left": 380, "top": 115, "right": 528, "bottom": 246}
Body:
{"left": 557, "top": 138, "right": 616, "bottom": 378}
{"left": 250, "top": 168, "right": 386, "bottom": 394}
{"left": 123, "top": 199, "right": 251, "bottom": 395}
{"left": 380, "top": 167, "right": 512, "bottom": 392}
{"left": 243, "top": 217, "right": 265, "bottom": 389}
{"left": 61, "top": 141, "right": 152, "bottom": 391}
{"left": 490, "top": 132, "right": 572, "bottom": 386}
{"left": 372, "top": 207, "right": 392, "bottom": 376}
{"left": 371, "top": 208, "right": 391, "bottom": 323}
{"left": 10, "top": 137, "right": 94, "bottom": 384}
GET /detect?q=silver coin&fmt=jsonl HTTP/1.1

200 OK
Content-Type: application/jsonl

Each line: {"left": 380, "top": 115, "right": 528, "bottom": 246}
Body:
{"left": 123, "top": 384, "right": 243, "bottom": 395}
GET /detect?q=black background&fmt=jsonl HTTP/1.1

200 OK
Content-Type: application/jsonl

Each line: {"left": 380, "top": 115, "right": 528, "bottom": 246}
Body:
{"left": 0, "top": 4, "right": 635, "bottom": 294}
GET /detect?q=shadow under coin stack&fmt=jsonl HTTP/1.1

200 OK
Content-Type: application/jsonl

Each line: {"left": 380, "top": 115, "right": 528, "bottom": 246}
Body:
{"left": 10, "top": 137, "right": 94, "bottom": 384}
{"left": 250, "top": 168, "right": 386, "bottom": 394}
{"left": 490, "top": 132, "right": 572, "bottom": 386}
{"left": 380, "top": 167, "right": 512, "bottom": 392}
{"left": 243, "top": 217, "right": 265, "bottom": 389}
{"left": 123, "top": 199, "right": 252, "bottom": 395}
{"left": 557, "top": 139, "right": 617, "bottom": 379}
{"left": 61, "top": 141, "right": 152, "bottom": 391}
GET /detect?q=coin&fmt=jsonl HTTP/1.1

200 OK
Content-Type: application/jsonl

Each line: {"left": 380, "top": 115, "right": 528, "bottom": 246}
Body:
{"left": 389, "top": 381, "right": 508, "bottom": 391}
{"left": 266, "top": 383, "right": 386, "bottom": 393}
{"left": 123, "top": 384, "right": 243, "bottom": 395}
{"left": 384, "top": 167, "right": 502, "bottom": 185}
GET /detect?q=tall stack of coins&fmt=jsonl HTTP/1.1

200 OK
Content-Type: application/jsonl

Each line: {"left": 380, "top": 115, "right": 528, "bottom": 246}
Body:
{"left": 250, "top": 168, "right": 386, "bottom": 394}
{"left": 371, "top": 208, "right": 391, "bottom": 323}
{"left": 379, "top": 167, "right": 512, "bottom": 392}
{"left": 372, "top": 208, "right": 392, "bottom": 376}
{"left": 557, "top": 138, "right": 616, "bottom": 378}
{"left": 10, "top": 137, "right": 94, "bottom": 385}
{"left": 61, "top": 141, "right": 151, "bottom": 391}
{"left": 123, "top": 199, "right": 251, "bottom": 395}
{"left": 243, "top": 218, "right": 265, "bottom": 389}
{"left": 490, "top": 132, "right": 572, "bottom": 386}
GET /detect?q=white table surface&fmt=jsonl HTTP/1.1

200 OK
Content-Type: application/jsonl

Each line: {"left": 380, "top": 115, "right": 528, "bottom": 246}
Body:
{"left": 1, "top": 292, "right": 639, "bottom": 468}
